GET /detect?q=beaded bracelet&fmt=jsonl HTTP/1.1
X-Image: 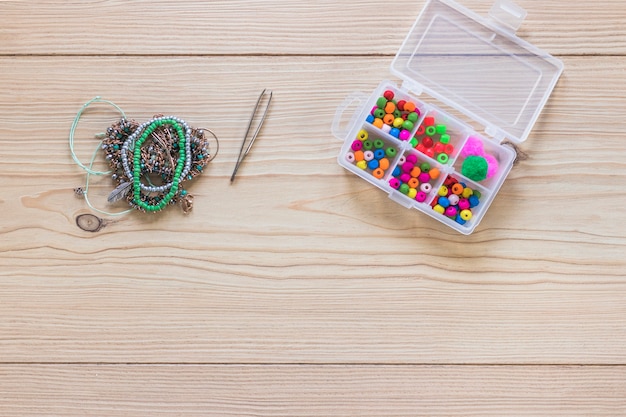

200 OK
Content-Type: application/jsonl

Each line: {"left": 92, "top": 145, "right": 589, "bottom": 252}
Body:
{"left": 70, "top": 97, "right": 218, "bottom": 215}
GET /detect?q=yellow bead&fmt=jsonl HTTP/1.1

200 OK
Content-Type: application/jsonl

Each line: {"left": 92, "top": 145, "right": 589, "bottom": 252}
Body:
{"left": 462, "top": 187, "right": 474, "bottom": 198}
{"left": 460, "top": 209, "right": 473, "bottom": 221}
{"left": 357, "top": 129, "right": 368, "bottom": 141}
{"left": 393, "top": 117, "right": 404, "bottom": 128}
{"left": 438, "top": 186, "right": 448, "bottom": 196}
{"left": 433, "top": 204, "right": 445, "bottom": 214}
{"left": 407, "top": 188, "right": 417, "bottom": 199}
{"left": 356, "top": 160, "right": 368, "bottom": 170}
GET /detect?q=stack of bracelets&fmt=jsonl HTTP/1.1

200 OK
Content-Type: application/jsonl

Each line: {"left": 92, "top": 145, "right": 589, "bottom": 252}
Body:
{"left": 101, "top": 115, "right": 217, "bottom": 214}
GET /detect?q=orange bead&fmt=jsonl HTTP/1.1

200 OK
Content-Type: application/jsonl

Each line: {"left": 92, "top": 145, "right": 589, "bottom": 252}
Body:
{"left": 451, "top": 183, "right": 464, "bottom": 195}
{"left": 384, "top": 101, "right": 396, "bottom": 114}
{"left": 354, "top": 150, "right": 365, "bottom": 162}
{"left": 408, "top": 177, "right": 419, "bottom": 188}
{"left": 429, "top": 167, "right": 440, "bottom": 179}
{"left": 383, "top": 113, "right": 395, "bottom": 125}
{"left": 410, "top": 166, "right": 422, "bottom": 177}
{"left": 404, "top": 101, "right": 416, "bottom": 112}
{"left": 379, "top": 158, "right": 390, "bottom": 171}
{"left": 372, "top": 168, "right": 385, "bottom": 179}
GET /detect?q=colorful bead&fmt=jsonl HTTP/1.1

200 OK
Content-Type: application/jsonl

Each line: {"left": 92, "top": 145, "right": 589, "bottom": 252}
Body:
{"left": 363, "top": 140, "right": 373, "bottom": 150}
{"left": 415, "top": 191, "right": 427, "bottom": 203}
{"left": 373, "top": 118, "right": 384, "bottom": 129}
{"left": 376, "top": 97, "right": 387, "bottom": 108}
{"left": 386, "top": 147, "right": 397, "bottom": 158}
{"left": 374, "top": 109, "right": 385, "bottom": 119}
{"left": 451, "top": 183, "right": 464, "bottom": 195}
{"left": 428, "top": 167, "right": 440, "bottom": 179}
{"left": 384, "top": 101, "right": 396, "bottom": 114}
{"left": 423, "top": 116, "right": 435, "bottom": 126}
{"left": 356, "top": 160, "right": 367, "bottom": 170}
{"left": 351, "top": 140, "right": 363, "bottom": 151}
{"left": 399, "top": 183, "right": 410, "bottom": 194}
{"left": 407, "top": 188, "right": 417, "bottom": 199}
{"left": 448, "top": 194, "right": 460, "bottom": 206}
{"left": 390, "top": 128, "right": 400, "bottom": 138}
{"left": 379, "top": 158, "right": 390, "bottom": 170}
{"left": 345, "top": 152, "right": 355, "bottom": 162}
{"left": 363, "top": 150, "right": 375, "bottom": 161}
{"left": 354, "top": 150, "right": 364, "bottom": 162}
{"left": 402, "top": 120, "right": 414, "bottom": 131}
{"left": 399, "top": 173, "right": 411, "bottom": 183}
{"left": 420, "top": 183, "right": 432, "bottom": 193}
{"left": 399, "top": 130, "right": 411, "bottom": 141}
{"left": 404, "top": 101, "right": 416, "bottom": 112}
{"left": 461, "top": 187, "right": 473, "bottom": 198}
{"left": 440, "top": 134, "right": 450, "bottom": 144}
{"left": 458, "top": 198, "right": 470, "bottom": 210}
{"left": 381, "top": 124, "right": 391, "bottom": 134}
{"left": 445, "top": 206, "right": 458, "bottom": 217}
{"left": 406, "top": 154, "right": 418, "bottom": 164}
{"left": 436, "top": 124, "right": 446, "bottom": 134}
{"left": 438, "top": 186, "right": 448, "bottom": 196}
{"left": 397, "top": 100, "right": 406, "bottom": 111}
{"left": 383, "top": 90, "right": 394, "bottom": 100}
{"left": 422, "top": 137, "right": 433, "bottom": 148}
{"left": 374, "top": 139, "right": 385, "bottom": 149}
{"left": 469, "top": 195, "right": 480, "bottom": 208}
{"left": 437, "top": 153, "right": 449, "bottom": 164}
{"left": 425, "top": 126, "right": 436, "bottom": 136}
{"left": 410, "top": 166, "right": 422, "bottom": 178}
{"left": 389, "top": 178, "right": 400, "bottom": 189}
{"left": 408, "top": 177, "right": 419, "bottom": 188}
{"left": 383, "top": 113, "right": 395, "bottom": 125}
{"left": 460, "top": 209, "right": 473, "bottom": 221}
{"left": 433, "top": 204, "right": 445, "bottom": 214}
{"left": 374, "top": 149, "right": 385, "bottom": 160}
{"left": 357, "top": 130, "right": 368, "bottom": 141}
{"left": 367, "top": 159, "right": 379, "bottom": 170}
{"left": 438, "top": 196, "right": 450, "bottom": 208}
{"left": 372, "top": 168, "right": 385, "bottom": 179}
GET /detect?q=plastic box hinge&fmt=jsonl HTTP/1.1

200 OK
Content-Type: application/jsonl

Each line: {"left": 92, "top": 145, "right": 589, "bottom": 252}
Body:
{"left": 488, "top": 0, "right": 527, "bottom": 33}
{"left": 401, "top": 80, "right": 423, "bottom": 96}
{"left": 485, "top": 124, "right": 506, "bottom": 142}
{"left": 388, "top": 190, "right": 415, "bottom": 209}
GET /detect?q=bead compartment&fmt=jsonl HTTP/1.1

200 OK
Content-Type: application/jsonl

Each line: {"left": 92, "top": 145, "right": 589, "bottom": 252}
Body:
{"left": 337, "top": 82, "right": 513, "bottom": 234}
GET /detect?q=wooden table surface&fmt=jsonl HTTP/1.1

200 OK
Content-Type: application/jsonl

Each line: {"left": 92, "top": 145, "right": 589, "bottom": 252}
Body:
{"left": 1, "top": 0, "right": 625, "bottom": 415}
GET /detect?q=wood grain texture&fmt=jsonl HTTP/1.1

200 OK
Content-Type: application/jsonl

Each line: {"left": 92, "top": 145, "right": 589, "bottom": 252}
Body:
{"left": 0, "top": 0, "right": 624, "bottom": 55}
{"left": 2, "top": 365, "right": 626, "bottom": 416}
{"left": 1, "top": 0, "right": 625, "bottom": 414}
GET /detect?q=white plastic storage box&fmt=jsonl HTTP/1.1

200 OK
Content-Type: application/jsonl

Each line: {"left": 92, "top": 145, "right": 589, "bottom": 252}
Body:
{"left": 332, "top": 0, "right": 563, "bottom": 234}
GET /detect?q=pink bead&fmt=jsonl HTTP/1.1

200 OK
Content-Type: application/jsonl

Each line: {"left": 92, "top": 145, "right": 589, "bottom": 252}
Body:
{"left": 420, "top": 183, "right": 432, "bottom": 193}
{"left": 458, "top": 199, "right": 470, "bottom": 210}
{"left": 418, "top": 172, "right": 431, "bottom": 183}
{"left": 351, "top": 140, "right": 363, "bottom": 151}
{"left": 406, "top": 154, "right": 418, "bottom": 164}
{"left": 381, "top": 124, "right": 391, "bottom": 134}
{"left": 389, "top": 178, "right": 401, "bottom": 189}
{"left": 445, "top": 206, "right": 457, "bottom": 217}
{"left": 363, "top": 150, "right": 374, "bottom": 161}
{"left": 398, "top": 155, "right": 406, "bottom": 165}
{"left": 402, "top": 162, "right": 414, "bottom": 173}
{"left": 345, "top": 152, "right": 355, "bottom": 163}
{"left": 399, "top": 129, "right": 411, "bottom": 141}
{"left": 370, "top": 106, "right": 378, "bottom": 115}
{"left": 448, "top": 194, "right": 460, "bottom": 206}
{"left": 400, "top": 173, "right": 411, "bottom": 183}
{"left": 415, "top": 191, "right": 427, "bottom": 202}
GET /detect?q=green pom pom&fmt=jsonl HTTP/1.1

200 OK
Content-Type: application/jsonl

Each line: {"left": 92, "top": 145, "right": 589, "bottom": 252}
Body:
{"left": 461, "top": 156, "right": 488, "bottom": 182}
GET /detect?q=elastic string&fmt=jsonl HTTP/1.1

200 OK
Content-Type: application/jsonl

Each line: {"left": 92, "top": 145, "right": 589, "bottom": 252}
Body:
{"left": 69, "top": 96, "right": 126, "bottom": 175}
{"left": 71, "top": 96, "right": 133, "bottom": 217}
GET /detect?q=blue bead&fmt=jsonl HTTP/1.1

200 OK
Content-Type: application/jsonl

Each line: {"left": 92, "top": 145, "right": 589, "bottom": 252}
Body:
{"left": 455, "top": 215, "right": 466, "bottom": 225}
{"left": 366, "top": 115, "right": 375, "bottom": 124}
{"left": 469, "top": 195, "right": 480, "bottom": 207}
{"left": 392, "top": 166, "right": 401, "bottom": 177}
{"left": 374, "top": 149, "right": 385, "bottom": 160}
{"left": 390, "top": 128, "right": 400, "bottom": 138}
{"left": 438, "top": 196, "right": 450, "bottom": 208}
{"left": 367, "top": 159, "right": 379, "bottom": 170}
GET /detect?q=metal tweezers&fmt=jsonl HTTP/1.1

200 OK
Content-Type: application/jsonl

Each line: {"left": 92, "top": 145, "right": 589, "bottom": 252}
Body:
{"left": 230, "top": 89, "right": 273, "bottom": 183}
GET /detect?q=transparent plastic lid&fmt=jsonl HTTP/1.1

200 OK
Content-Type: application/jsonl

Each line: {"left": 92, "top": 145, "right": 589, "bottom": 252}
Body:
{"left": 391, "top": 0, "right": 563, "bottom": 143}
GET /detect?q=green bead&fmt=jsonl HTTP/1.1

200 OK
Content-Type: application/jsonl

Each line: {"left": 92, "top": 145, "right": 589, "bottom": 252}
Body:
{"left": 399, "top": 183, "right": 410, "bottom": 194}
{"left": 407, "top": 112, "right": 418, "bottom": 123}
{"left": 420, "top": 162, "right": 430, "bottom": 172}
{"left": 373, "top": 139, "right": 384, "bottom": 149}
{"left": 362, "top": 140, "right": 373, "bottom": 150}
{"left": 436, "top": 124, "right": 447, "bottom": 134}
{"left": 440, "top": 134, "right": 450, "bottom": 144}
{"left": 410, "top": 138, "right": 418, "bottom": 147}
{"left": 376, "top": 97, "right": 387, "bottom": 108}
{"left": 385, "top": 147, "right": 397, "bottom": 158}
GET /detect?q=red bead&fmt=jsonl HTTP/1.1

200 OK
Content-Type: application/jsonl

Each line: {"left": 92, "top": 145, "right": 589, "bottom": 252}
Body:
{"left": 424, "top": 148, "right": 435, "bottom": 158}
{"left": 423, "top": 116, "right": 435, "bottom": 126}
{"left": 422, "top": 137, "right": 434, "bottom": 148}
{"left": 383, "top": 90, "right": 394, "bottom": 100}
{"left": 416, "top": 125, "right": 425, "bottom": 136}
{"left": 444, "top": 144, "right": 454, "bottom": 154}
{"left": 444, "top": 176, "right": 458, "bottom": 186}
{"left": 434, "top": 142, "right": 445, "bottom": 154}
{"left": 416, "top": 143, "right": 426, "bottom": 153}
{"left": 397, "top": 100, "right": 406, "bottom": 111}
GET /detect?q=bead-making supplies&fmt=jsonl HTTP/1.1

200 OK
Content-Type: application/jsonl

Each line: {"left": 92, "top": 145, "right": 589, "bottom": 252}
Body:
{"left": 70, "top": 97, "right": 219, "bottom": 215}
{"left": 332, "top": 0, "right": 563, "bottom": 234}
